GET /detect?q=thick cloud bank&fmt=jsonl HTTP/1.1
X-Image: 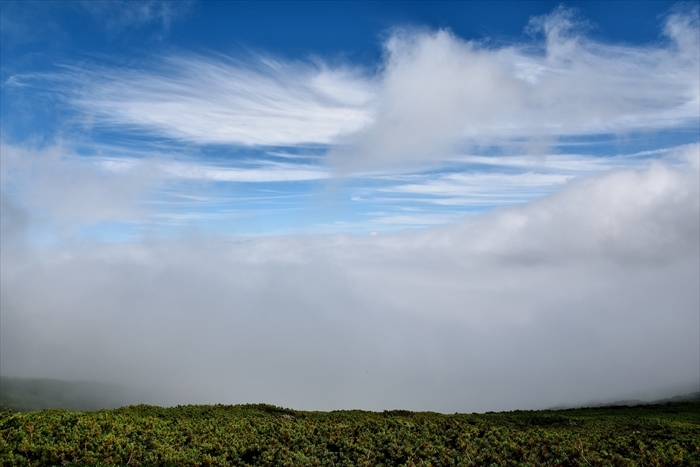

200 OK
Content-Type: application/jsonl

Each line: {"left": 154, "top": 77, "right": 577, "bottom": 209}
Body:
{"left": 2, "top": 160, "right": 697, "bottom": 412}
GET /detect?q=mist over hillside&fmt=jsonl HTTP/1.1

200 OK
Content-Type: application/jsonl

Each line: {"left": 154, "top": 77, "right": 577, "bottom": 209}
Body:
{"left": 2, "top": 376, "right": 697, "bottom": 414}
{"left": 0, "top": 377, "right": 148, "bottom": 412}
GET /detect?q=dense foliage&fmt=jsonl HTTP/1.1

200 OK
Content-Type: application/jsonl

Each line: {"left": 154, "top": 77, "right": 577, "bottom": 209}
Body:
{"left": 1, "top": 401, "right": 698, "bottom": 466}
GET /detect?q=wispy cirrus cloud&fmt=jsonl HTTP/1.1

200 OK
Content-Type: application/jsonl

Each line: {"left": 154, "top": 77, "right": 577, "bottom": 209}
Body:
{"left": 159, "top": 159, "right": 329, "bottom": 183}
{"left": 351, "top": 145, "right": 698, "bottom": 212}
{"left": 80, "top": 0, "right": 193, "bottom": 34}
{"left": 380, "top": 172, "right": 572, "bottom": 205}
{"left": 46, "top": 55, "right": 375, "bottom": 147}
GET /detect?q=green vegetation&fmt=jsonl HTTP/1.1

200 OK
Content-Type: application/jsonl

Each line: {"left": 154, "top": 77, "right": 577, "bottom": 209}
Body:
{"left": 1, "top": 401, "right": 699, "bottom": 466}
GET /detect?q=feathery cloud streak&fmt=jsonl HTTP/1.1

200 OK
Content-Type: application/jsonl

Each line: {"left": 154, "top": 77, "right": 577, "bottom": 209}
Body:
{"left": 81, "top": 0, "right": 193, "bottom": 34}
{"left": 55, "top": 56, "right": 375, "bottom": 146}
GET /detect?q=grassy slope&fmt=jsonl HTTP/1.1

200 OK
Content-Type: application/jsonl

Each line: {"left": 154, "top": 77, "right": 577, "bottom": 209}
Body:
{"left": 1, "top": 400, "right": 699, "bottom": 466}
{"left": 2, "top": 378, "right": 698, "bottom": 465}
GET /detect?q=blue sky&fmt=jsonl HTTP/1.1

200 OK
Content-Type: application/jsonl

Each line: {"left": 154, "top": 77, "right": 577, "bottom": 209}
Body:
{"left": 2, "top": 0, "right": 698, "bottom": 240}
{"left": 1, "top": 1, "right": 698, "bottom": 411}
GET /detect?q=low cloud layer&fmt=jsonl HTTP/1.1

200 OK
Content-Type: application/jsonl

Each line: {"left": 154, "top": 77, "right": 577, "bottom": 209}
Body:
{"left": 0, "top": 141, "right": 157, "bottom": 234}
{"left": 2, "top": 160, "right": 697, "bottom": 412}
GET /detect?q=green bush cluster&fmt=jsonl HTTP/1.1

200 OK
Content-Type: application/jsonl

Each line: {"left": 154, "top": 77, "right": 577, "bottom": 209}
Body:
{"left": 1, "top": 401, "right": 698, "bottom": 466}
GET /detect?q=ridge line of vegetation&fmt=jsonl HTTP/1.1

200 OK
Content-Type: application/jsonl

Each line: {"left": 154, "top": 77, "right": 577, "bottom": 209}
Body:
{"left": 2, "top": 399, "right": 698, "bottom": 466}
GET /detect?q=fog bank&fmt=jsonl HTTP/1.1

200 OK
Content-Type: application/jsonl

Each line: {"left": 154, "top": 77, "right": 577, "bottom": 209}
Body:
{"left": 2, "top": 162, "right": 698, "bottom": 412}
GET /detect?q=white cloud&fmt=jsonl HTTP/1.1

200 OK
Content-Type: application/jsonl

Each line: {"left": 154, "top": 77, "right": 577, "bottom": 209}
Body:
{"left": 381, "top": 172, "right": 572, "bottom": 204}
{"left": 0, "top": 141, "right": 157, "bottom": 229}
{"left": 354, "top": 147, "right": 691, "bottom": 212}
{"left": 60, "top": 56, "right": 375, "bottom": 146}
{"left": 160, "top": 159, "right": 330, "bottom": 182}
{"left": 331, "top": 6, "right": 699, "bottom": 168}
{"left": 2, "top": 161, "right": 697, "bottom": 411}
{"left": 445, "top": 162, "right": 700, "bottom": 264}
{"left": 666, "top": 142, "right": 700, "bottom": 170}
{"left": 0, "top": 140, "right": 334, "bottom": 240}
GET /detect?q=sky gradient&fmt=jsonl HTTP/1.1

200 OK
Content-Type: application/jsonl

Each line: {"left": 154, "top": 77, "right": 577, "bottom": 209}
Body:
{"left": 1, "top": 1, "right": 698, "bottom": 412}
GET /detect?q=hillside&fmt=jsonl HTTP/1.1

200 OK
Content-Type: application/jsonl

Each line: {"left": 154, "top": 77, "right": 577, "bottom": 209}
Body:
{"left": 1, "top": 400, "right": 699, "bottom": 466}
